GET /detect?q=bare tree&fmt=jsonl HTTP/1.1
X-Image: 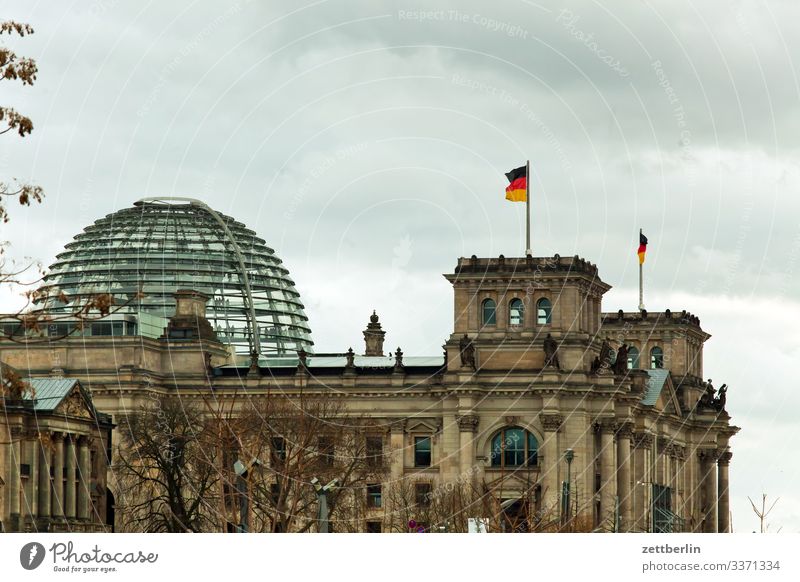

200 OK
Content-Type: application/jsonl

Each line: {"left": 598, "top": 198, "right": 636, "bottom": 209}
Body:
{"left": 239, "top": 394, "right": 389, "bottom": 533}
{"left": 748, "top": 493, "right": 781, "bottom": 533}
{"left": 113, "top": 397, "right": 220, "bottom": 532}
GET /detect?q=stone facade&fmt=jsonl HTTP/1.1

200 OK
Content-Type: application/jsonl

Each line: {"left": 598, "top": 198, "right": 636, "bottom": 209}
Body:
{"left": 0, "top": 378, "right": 114, "bottom": 532}
{"left": 0, "top": 254, "right": 739, "bottom": 532}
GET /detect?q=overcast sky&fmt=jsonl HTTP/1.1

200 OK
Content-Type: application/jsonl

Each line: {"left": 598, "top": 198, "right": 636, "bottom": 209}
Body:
{"left": 1, "top": 0, "right": 799, "bottom": 532}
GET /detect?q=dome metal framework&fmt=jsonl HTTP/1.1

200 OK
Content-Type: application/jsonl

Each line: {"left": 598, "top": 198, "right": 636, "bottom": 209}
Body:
{"left": 38, "top": 197, "right": 314, "bottom": 355}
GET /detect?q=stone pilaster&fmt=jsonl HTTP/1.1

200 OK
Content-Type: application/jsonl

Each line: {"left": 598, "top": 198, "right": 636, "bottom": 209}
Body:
{"left": 457, "top": 414, "right": 479, "bottom": 486}
{"left": 539, "top": 413, "right": 562, "bottom": 513}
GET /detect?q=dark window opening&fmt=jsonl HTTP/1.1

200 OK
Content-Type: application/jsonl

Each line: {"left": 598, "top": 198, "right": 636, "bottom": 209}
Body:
{"left": 650, "top": 346, "right": 664, "bottom": 369}
{"left": 366, "top": 436, "right": 383, "bottom": 468}
{"left": 367, "top": 484, "right": 382, "bottom": 509}
{"left": 270, "top": 437, "right": 286, "bottom": 465}
{"left": 415, "top": 483, "right": 432, "bottom": 507}
{"left": 482, "top": 298, "right": 497, "bottom": 326}
{"left": 414, "top": 437, "right": 431, "bottom": 467}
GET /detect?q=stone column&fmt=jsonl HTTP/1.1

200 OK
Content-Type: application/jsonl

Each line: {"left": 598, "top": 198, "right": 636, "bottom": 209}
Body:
{"left": 539, "top": 413, "right": 562, "bottom": 516}
{"left": 64, "top": 436, "right": 76, "bottom": 520}
{"left": 25, "top": 435, "right": 39, "bottom": 518}
{"left": 38, "top": 435, "right": 52, "bottom": 519}
{"left": 717, "top": 451, "right": 732, "bottom": 533}
{"left": 9, "top": 429, "right": 22, "bottom": 519}
{"left": 52, "top": 433, "right": 64, "bottom": 519}
{"left": 616, "top": 422, "right": 633, "bottom": 531}
{"left": 457, "top": 415, "right": 479, "bottom": 487}
{"left": 632, "top": 432, "right": 654, "bottom": 532}
{"left": 597, "top": 420, "right": 616, "bottom": 529}
{"left": 77, "top": 437, "right": 91, "bottom": 520}
{"left": 699, "top": 450, "right": 717, "bottom": 533}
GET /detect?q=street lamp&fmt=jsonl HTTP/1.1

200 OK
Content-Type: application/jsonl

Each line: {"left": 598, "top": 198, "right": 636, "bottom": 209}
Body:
{"left": 311, "top": 477, "right": 339, "bottom": 533}
{"left": 561, "top": 449, "right": 575, "bottom": 528}
{"left": 233, "top": 458, "right": 261, "bottom": 533}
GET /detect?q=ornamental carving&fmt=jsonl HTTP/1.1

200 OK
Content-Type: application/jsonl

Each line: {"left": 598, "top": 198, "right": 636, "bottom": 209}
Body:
{"left": 59, "top": 390, "right": 91, "bottom": 419}
{"left": 615, "top": 422, "right": 634, "bottom": 439}
{"left": 697, "top": 448, "right": 718, "bottom": 462}
{"left": 594, "top": 418, "right": 616, "bottom": 433}
{"left": 633, "top": 432, "right": 655, "bottom": 450}
{"left": 539, "top": 413, "right": 563, "bottom": 432}
{"left": 717, "top": 451, "right": 733, "bottom": 466}
{"left": 457, "top": 415, "right": 479, "bottom": 432}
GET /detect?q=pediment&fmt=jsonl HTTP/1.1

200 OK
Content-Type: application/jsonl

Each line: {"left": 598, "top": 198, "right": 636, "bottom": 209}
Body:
{"left": 405, "top": 419, "right": 440, "bottom": 434}
{"left": 55, "top": 386, "right": 94, "bottom": 419}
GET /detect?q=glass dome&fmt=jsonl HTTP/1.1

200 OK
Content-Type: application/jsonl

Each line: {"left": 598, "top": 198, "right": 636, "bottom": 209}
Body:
{"left": 37, "top": 197, "right": 313, "bottom": 355}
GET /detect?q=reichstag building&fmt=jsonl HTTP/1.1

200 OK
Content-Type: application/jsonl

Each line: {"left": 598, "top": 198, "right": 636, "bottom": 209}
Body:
{"left": 1, "top": 198, "right": 738, "bottom": 533}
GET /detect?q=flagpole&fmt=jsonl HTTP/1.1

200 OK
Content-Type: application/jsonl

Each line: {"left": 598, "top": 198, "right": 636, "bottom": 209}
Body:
{"left": 525, "top": 159, "right": 531, "bottom": 256}
{"left": 638, "top": 227, "right": 645, "bottom": 311}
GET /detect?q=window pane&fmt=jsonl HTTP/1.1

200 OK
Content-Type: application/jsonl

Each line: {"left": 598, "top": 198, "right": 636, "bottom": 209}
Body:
{"left": 491, "top": 433, "right": 502, "bottom": 467}
{"left": 628, "top": 347, "right": 640, "bottom": 369}
{"left": 414, "top": 437, "right": 431, "bottom": 467}
{"left": 527, "top": 432, "right": 539, "bottom": 466}
{"left": 367, "top": 483, "right": 382, "bottom": 508}
{"left": 537, "top": 298, "right": 552, "bottom": 324}
{"left": 482, "top": 299, "right": 497, "bottom": 325}
{"left": 504, "top": 428, "right": 525, "bottom": 467}
{"left": 650, "top": 347, "right": 663, "bottom": 369}
{"left": 509, "top": 299, "right": 524, "bottom": 326}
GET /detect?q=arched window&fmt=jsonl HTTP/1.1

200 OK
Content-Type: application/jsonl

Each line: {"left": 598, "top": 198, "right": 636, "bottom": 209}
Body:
{"left": 536, "top": 298, "right": 552, "bottom": 325}
{"left": 509, "top": 298, "right": 524, "bottom": 326}
{"left": 650, "top": 346, "right": 664, "bottom": 369}
{"left": 628, "top": 347, "right": 640, "bottom": 369}
{"left": 491, "top": 427, "right": 538, "bottom": 468}
{"left": 482, "top": 298, "right": 497, "bottom": 326}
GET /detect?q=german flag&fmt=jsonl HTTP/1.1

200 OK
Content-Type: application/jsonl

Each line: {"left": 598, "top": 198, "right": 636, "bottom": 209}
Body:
{"left": 505, "top": 165, "right": 527, "bottom": 202}
{"left": 638, "top": 231, "right": 648, "bottom": 264}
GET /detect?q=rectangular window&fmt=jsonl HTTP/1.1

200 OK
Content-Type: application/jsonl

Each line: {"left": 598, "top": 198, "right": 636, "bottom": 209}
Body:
{"left": 365, "top": 521, "right": 382, "bottom": 533}
{"left": 318, "top": 436, "right": 334, "bottom": 467}
{"left": 366, "top": 436, "right": 383, "bottom": 467}
{"left": 366, "top": 483, "right": 382, "bottom": 509}
{"left": 20, "top": 463, "right": 31, "bottom": 477}
{"left": 652, "top": 484, "right": 673, "bottom": 533}
{"left": 415, "top": 483, "right": 432, "bottom": 507}
{"left": 414, "top": 437, "right": 431, "bottom": 467}
{"left": 271, "top": 437, "right": 286, "bottom": 465}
